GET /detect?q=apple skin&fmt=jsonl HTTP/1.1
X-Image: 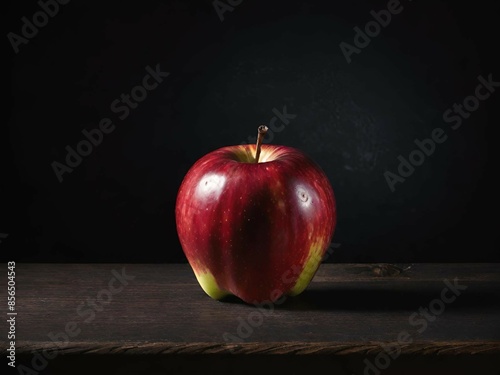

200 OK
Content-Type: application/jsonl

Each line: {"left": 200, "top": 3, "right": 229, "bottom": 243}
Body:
{"left": 175, "top": 144, "right": 336, "bottom": 304}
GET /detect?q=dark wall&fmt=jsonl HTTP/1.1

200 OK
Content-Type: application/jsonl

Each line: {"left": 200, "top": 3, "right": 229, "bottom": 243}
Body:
{"left": 3, "top": 0, "right": 499, "bottom": 263}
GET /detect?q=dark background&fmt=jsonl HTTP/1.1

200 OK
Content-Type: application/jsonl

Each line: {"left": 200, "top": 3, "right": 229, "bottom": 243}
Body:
{"left": 3, "top": 0, "right": 499, "bottom": 263}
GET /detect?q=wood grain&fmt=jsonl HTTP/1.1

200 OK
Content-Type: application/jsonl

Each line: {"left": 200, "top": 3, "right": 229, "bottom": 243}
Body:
{"left": 3, "top": 263, "right": 500, "bottom": 356}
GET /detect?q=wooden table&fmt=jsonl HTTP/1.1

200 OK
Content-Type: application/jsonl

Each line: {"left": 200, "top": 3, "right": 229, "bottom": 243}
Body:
{"left": 4, "top": 263, "right": 500, "bottom": 374}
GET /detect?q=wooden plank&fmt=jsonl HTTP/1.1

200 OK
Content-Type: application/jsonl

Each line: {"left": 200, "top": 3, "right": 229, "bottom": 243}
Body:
{"left": 3, "top": 263, "right": 500, "bottom": 356}
{"left": 14, "top": 341, "right": 500, "bottom": 355}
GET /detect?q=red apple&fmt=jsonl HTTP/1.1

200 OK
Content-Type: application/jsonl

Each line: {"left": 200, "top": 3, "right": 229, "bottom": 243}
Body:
{"left": 175, "top": 126, "right": 336, "bottom": 304}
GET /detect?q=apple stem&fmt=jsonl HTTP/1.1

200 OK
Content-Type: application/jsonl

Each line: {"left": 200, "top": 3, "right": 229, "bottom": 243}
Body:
{"left": 255, "top": 125, "right": 268, "bottom": 163}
